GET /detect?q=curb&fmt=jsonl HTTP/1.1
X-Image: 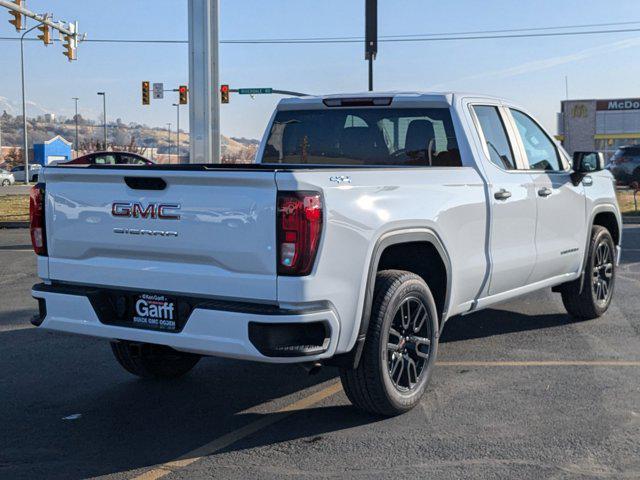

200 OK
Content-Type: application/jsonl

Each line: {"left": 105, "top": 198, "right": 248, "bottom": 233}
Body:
{"left": 0, "top": 221, "right": 28, "bottom": 229}
{"left": 623, "top": 216, "right": 640, "bottom": 225}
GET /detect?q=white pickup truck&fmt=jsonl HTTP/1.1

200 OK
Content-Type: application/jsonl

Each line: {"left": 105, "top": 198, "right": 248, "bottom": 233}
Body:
{"left": 30, "top": 92, "right": 621, "bottom": 416}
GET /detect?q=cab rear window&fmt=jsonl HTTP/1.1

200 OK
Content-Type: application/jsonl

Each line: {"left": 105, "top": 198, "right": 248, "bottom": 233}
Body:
{"left": 261, "top": 108, "right": 461, "bottom": 166}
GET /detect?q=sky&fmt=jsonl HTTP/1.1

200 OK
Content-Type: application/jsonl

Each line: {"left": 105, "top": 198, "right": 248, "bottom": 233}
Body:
{"left": 0, "top": 0, "right": 639, "bottom": 140}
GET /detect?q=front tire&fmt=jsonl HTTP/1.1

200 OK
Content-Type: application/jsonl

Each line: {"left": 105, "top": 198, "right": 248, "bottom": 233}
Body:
{"left": 561, "top": 226, "right": 616, "bottom": 319}
{"left": 340, "top": 270, "right": 439, "bottom": 416}
{"left": 111, "top": 341, "right": 201, "bottom": 379}
{"left": 1, "top": 179, "right": 9, "bottom": 186}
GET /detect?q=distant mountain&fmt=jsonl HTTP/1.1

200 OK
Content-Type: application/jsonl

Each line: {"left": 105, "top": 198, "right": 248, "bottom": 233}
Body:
{"left": 0, "top": 111, "right": 259, "bottom": 163}
{"left": 232, "top": 137, "right": 261, "bottom": 146}
{"left": 0, "top": 96, "right": 55, "bottom": 118}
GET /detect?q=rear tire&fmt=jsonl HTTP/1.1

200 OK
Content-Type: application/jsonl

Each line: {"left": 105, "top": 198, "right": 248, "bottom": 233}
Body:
{"left": 1, "top": 180, "right": 9, "bottom": 186}
{"left": 110, "top": 341, "right": 201, "bottom": 379}
{"left": 561, "top": 226, "right": 615, "bottom": 320}
{"left": 340, "top": 270, "right": 439, "bottom": 416}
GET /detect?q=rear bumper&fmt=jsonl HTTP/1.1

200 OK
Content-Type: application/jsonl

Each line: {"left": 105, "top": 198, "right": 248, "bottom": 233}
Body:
{"left": 31, "top": 283, "right": 340, "bottom": 363}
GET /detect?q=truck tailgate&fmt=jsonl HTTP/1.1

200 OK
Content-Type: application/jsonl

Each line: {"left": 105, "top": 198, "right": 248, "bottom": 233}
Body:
{"left": 43, "top": 168, "right": 278, "bottom": 301}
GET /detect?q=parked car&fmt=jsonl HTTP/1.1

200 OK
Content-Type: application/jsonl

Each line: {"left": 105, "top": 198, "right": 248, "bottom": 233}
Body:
{"left": 31, "top": 92, "right": 621, "bottom": 416}
{"left": 0, "top": 169, "right": 15, "bottom": 186}
{"left": 61, "top": 151, "right": 154, "bottom": 166}
{"left": 11, "top": 164, "right": 41, "bottom": 182}
{"left": 606, "top": 145, "right": 640, "bottom": 186}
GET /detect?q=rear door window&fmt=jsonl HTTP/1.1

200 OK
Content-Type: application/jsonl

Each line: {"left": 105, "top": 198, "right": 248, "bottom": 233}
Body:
{"left": 262, "top": 107, "right": 461, "bottom": 166}
{"left": 472, "top": 106, "right": 516, "bottom": 170}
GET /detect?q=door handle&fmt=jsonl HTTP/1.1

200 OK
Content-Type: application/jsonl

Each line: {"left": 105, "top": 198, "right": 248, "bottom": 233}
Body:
{"left": 494, "top": 189, "right": 512, "bottom": 200}
{"left": 538, "top": 187, "right": 552, "bottom": 197}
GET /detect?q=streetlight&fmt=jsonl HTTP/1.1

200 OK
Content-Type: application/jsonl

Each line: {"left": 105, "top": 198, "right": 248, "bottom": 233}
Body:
{"left": 72, "top": 97, "right": 79, "bottom": 155}
{"left": 166, "top": 123, "right": 172, "bottom": 159}
{"left": 97, "top": 92, "right": 107, "bottom": 149}
{"left": 172, "top": 103, "right": 180, "bottom": 162}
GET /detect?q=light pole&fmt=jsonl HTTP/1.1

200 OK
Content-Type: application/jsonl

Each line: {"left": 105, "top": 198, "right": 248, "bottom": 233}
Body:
{"left": 166, "top": 123, "right": 172, "bottom": 159}
{"left": 97, "top": 92, "right": 107, "bottom": 149}
{"left": 20, "top": 22, "right": 42, "bottom": 184}
{"left": 173, "top": 103, "right": 180, "bottom": 162}
{"left": 72, "top": 97, "right": 79, "bottom": 154}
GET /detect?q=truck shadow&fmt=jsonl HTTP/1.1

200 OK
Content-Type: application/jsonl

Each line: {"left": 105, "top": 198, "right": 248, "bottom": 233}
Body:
{"left": 440, "top": 310, "right": 573, "bottom": 343}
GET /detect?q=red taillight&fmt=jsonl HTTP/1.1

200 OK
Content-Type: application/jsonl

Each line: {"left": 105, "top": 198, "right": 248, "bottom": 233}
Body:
{"left": 29, "top": 184, "right": 47, "bottom": 256}
{"left": 277, "top": 191, "right": 322, "bottom": 276}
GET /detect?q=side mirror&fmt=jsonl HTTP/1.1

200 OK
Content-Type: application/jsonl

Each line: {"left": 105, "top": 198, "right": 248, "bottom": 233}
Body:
{"left": 573, "top": 151, "right": 604, "bottom": 173}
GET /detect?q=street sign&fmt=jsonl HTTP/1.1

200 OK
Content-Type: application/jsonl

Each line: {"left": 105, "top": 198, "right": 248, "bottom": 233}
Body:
{"left": 238, "top": 88, "right": 273, "bottom": 95}
{"left": 153, "top": 83, "right": 164, "bottom": 99}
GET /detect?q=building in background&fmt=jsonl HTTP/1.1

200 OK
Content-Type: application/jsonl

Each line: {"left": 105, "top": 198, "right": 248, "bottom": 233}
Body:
{"left": 558, "top": 98, "right": 640, "bottom": 159}
{"left": 33, "top": 135, "right": 72, "bottom": 165}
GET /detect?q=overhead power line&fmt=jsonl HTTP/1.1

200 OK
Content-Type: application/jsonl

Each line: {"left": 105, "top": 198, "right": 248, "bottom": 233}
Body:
{"left": 2, "top": 20, "right": 640, "bottom": 45}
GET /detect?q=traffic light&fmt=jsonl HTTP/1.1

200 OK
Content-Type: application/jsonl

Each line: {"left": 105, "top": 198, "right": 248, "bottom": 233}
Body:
{"left": 179, "top": 85, "right": 188, "bottom": 105}
{"left": 37, "top": 23, "right": 52, "bottom": 46}
{"left": 220, "top": 84, "right": 229, "bottom": 104}
{"left": 8, "top": 0, "right": 22, "bottom": 31}
{"left": 62, "top": 34, "right": 77, "bottom": 61}
{"left": 142, "top": 81, "right": 150, "bottom": 105}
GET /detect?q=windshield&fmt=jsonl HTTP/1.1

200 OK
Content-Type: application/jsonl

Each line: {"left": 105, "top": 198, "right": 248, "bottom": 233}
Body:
{"left": 261, "top": 107, "right": 461, "bottom": 166}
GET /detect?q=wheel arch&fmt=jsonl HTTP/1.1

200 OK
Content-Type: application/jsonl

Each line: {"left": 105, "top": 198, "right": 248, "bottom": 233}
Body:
{"left": 577, "top": 204, "right": 621, "bottom": 293}
{"left": 327, "top": 228, "right": 452, "bottom": 369}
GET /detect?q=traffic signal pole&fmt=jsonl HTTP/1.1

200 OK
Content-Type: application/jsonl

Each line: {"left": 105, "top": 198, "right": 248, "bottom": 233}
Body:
{"left": 188, "top": 0, "right": 220, "bottom": 164}
{"left": 2, "top": 0, "right": 86, "bottom": 181}
{"left": 20, "top": 22, "right": 41, "bottom": 183}
{"left": 0, "top": 0, "right": 77, "bottom": 37}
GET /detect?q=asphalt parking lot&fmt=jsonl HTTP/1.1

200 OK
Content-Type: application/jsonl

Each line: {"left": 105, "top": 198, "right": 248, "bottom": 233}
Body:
{"left": 1, "top": 227, "right": 639, "bottom": 480}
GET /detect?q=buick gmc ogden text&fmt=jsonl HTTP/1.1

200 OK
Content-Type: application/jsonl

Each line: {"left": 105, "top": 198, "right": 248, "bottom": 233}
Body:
{"left": 30, "top": 93, "right": 621, "bottom": 415}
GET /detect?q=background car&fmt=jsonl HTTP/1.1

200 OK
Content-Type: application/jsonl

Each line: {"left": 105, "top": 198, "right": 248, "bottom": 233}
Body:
{"left": 62, "top": 151, "right": 154, "bottom": 166}
{"left": 11, "top": 164, "right": 41, "bottom": 182}
{"left": 0, "top": 169, "right": 15, "bottom": 186}
{"left": 606, "top": 145, "right": 640, "bottom": 186}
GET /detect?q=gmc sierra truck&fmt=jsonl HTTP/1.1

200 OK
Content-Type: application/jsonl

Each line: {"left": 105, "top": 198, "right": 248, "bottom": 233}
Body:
{"left": 30, "top": 92, "right": 621, "bottom": 416}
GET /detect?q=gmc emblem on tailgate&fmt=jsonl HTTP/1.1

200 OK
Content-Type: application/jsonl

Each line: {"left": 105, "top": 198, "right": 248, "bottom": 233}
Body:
{"left": 111, "top": 202, "right": 181, "bottom": 220}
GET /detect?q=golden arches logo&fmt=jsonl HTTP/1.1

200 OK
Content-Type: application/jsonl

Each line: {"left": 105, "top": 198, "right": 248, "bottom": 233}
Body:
{"left": 571, "top": 104, "right": 588, "bottom": 118}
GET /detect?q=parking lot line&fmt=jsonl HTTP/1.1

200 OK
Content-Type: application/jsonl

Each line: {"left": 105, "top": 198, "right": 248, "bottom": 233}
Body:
{"left": 131, "top": 381, "right": 343, "bottom": 480}
{"left": 128, "top": 358, "right": 640, "bottom": 480}
{"left": 437, "top": 360, "right": 640, "bottom": 367}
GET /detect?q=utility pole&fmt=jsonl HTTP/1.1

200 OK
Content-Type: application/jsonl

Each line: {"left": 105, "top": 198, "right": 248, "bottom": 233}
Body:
{"left": 173, "top": 103, "right": 180, "bottom": 162}
{"left": 365, "top": 0, "right": 377, "bottom": 92}
{"left": 188, "top": 0, "right": 220, "bottom": 163}
{"left": 72, "top": 97, "right": 79, "bottom": 154}
{"left": 97, "top": 92, "right": 107, "bottom": 149}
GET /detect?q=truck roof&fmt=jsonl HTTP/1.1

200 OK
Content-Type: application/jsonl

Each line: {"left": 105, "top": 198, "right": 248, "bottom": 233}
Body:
{"left": 277, "top": 91, "right": 506, "bottom": 109}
